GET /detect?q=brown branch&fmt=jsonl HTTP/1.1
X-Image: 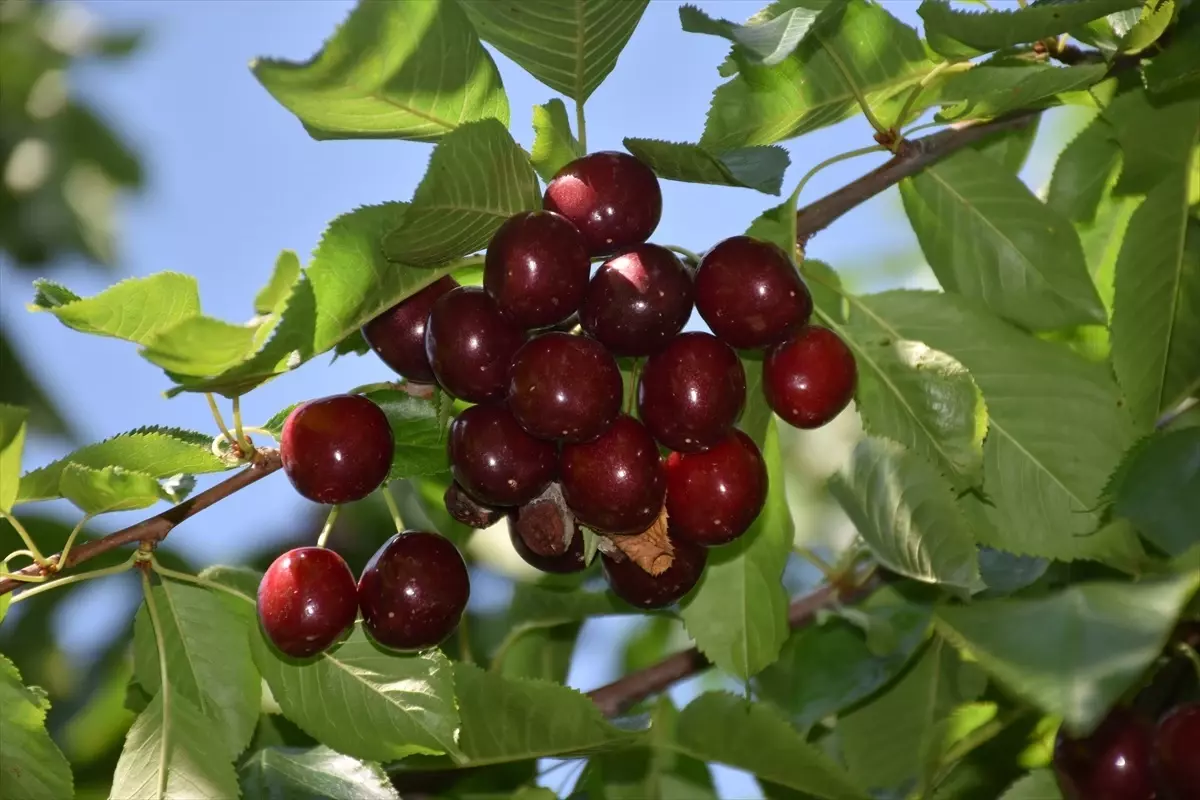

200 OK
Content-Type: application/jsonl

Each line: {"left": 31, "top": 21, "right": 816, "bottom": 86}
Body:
{"left": 0, "top": 449, "right": 283, "bottom": 595}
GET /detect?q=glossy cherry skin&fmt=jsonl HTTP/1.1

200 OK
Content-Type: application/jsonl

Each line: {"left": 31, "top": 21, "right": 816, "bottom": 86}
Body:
{"left": 362, "top": 276, "right": 459, "bottom": 383}
{"left": 424, "top": 286, "right": 525, "bottom": 403}
{"left": 1154, "top": 703, "right": 1200, "bottom": 798}
{"left": 444, "top": 481, "right": 503, "bottom": 529}
{"left": 280, "top": 395, "right": 394, "bottom": 505}
{"left": 665, "top": 429, "right": 767, "bottom": 546}
{"left": 543, "top": 151, "right": 662, "bottom": 257}
{"left": 601, "top": 536, "right": 707, "bottom": 609}
{"left": 483, "top": 210, "right": 591, "bottom": 330}
{"left": 508, "top": 332, "right": 623, "bottom": 443}
{"left": 763, "top": 325, "right": 857, "bottom": 429}
{"left": 580, "top": 244, "right": 695, "bottom": 357}
{"left": 695, "top": 236, "right": 812, "bottom": 349}
{"left": 1053, "top": 707, "right": 1157, "bottom": 800}
{"left": 257, "top": 548, "right": 358, "bottom": 658}
{"left": 507, "top": 511, "right": 588, "bottom": 574}
{"left": 358, "top": 530, "right": 470, "bottom": 651}
{"left": 637, "top": 332, "right": 746, "bottom": 453}
{"left": 560, "top": 414, "right": 666, "bottom": 534}
{"left": 448, "top": 403, "right": 557, "bottom": 507}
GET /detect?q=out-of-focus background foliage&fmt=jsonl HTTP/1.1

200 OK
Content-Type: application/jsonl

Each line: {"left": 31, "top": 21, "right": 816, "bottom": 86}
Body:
{"left": 0, "top": 1, "right": 1088, "bottom": 796}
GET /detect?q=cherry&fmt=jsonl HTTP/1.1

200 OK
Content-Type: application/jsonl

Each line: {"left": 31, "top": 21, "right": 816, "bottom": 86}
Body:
{"left": 580, "top": 244, "right": 695, "bottom": 357}
{"left": 448, "top": 403, "right": 557, "bottom": 507}
{"left": 358, "top": 531, "right": 470, "bottom": 651}
{"left": 1053, "top": 707, "right": 1157, "bottom": 800}
{"left": 483, "top": 210, "right": 591, "bottom": 330}
{"left": 543, "top": 151, "right": 662, "bottom": 256}
{"left": 665, "top": 430, "right": 767, "bottom": 546}
{"left": 424, "top": 286, "right": 525, "bottom": 403}
{"left": 1154, "top": 703, "right": 1200, "bottom": 798}
{"left": 601, "top": 536, "right": 707, "bottom": 609}
{"left": 560, "top": 414, "right": 666, "bottom": 534}
{"left": 361, "top": 276, "right": 459, "bottom": 383}
{"left": 257, "top": 547, "right": 358, "bottom": 658}
{"left": 280, "top": 394, "right": 393, "bottom": 505}
{"left": 763, "top": 325, "right": 857, "bottom": 429}
{"left": 637, "top": 332, "right": 746, "bottom": 453}
{"left": 444, "top": 481, "right": 503, "bottom": 529}
{"left": 507, "top": 496, "right": 588, "bottom": 574}
{"left": 508, "top": 332, "right": 623, "bottom": 443}
{"left": 695, "top": 236, "right": 812, "bottom": 349}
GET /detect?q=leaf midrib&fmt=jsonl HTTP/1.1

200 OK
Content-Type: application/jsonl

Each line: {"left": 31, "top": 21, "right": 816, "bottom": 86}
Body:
{"left": 1152, "top": 142, "right": 1197, "bottom": 414}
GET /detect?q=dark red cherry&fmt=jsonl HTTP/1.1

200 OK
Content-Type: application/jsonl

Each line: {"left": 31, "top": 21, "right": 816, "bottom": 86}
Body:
{"left": 361, "top": 276, "right": 459, "bottom": 383}
{"left": 507, "top": 501, "right": 588, "bottom": 574}
{"left": 763, "top": 325, "right": 857, "bottom": 429}
{"left": 560, "top": 414, "right": 666, "bottom": 534}
{"left": 508, "top": 332, "right": 622, "bottom": 443}
{"left": 1155, "top": 703, "right": 1200, "bottom": 798}
{"left": 1053, "top": 707, "right": 1157, "bottom": 800}
{"left": 637, "top": 332, "right": 746, "bottom": 453}
{"left": 580, "top": 244, "right": 695, "bottom": 357}
{"left": 665, "top": 430, "right": 767, "bottom": 546}
{"left": 601, "top": 537, "right": 707, "bottom": 609}
{"left": 543, "top": 151, "right": 662, "bottom": 256}
{"left": 695, "top": 236, "right": 812, "bottom": 349}
{"left": 424, "top": 286, "right": 525, "bottom": 402}
{"left": 444, "top": 481, "right": 504, "bottom": 529}
{"left": 448, "top": 404, "right": 557, "bottom": 507}
{"left": 257, "top": 547, "right": 358, "bottom": 658}
{"left": 483, "top": 211, "right": 590, "bottom": 330}
{"left": 280, "top": 394, "right": 393, "bottom": 504}
{"left": 358, "top": 530, "right": 470, "bottom": 651}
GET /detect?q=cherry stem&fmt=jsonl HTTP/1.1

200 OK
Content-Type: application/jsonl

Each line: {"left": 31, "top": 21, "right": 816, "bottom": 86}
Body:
{"left": 205, "top": 393, "right": 236, "bottom": 448}
{"left": 380, "top": 486, "right": 404, "bottom": 534}
{"left": 231, "top": 395, "right": 253, "bottom": 454}
{"left": 575, "top": 100, "right": 587, "bottom": 154}
{"left": 1, "top": 509, "right": 46, "bottom": 566}
{"left": 11, "top": 554, "right": 136, "bottom": 605}
{"left": 824, "top": 46, "right": 889, "bottom": 135}
{"left": 152, "top": 558, "right": 254, "bottom": 606}
{"left": 664, "top": 244, "right": 702, "bottom": 265}
{"left": 53, "top": 514, "right": 93, "bottom": 573}
{"left": 457, "top": 611, "right": 474, "bottom": 666}
{"left": 793, "top": 145, "right": 887, "bottom": 206}
{"left": 891, "top": 60, "right": 961, "bottom": 137}
{"left": 139, "top": 567, "right": 172, "bottom": 799}
{"left": 1175, "top": 642, "right": 1200, "bottom": 682}
{"left": 793, "top": 547, "right": 836, "bottom": 581}
{"left": 316, "top": 506, "right": 341, "bottom": 549}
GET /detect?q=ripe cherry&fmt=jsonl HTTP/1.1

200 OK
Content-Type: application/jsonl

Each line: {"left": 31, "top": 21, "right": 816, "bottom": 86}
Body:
{"left": 601, "top": 537, "right": 707, "bottom": 609}
{"left": 280, "top": 394, "right": 393, "bottom": 505}
{"left": 257, "top": 547, "right": 358, "bottom": 658}
{"left": 695, "top": 236, "right": 812, "bottom": 349}
{"left": 424, "top": 286, "right": 525, "bottom": 403}
{"left": 507, "top": 499, "right": 588, "bottom": 574}
{"left": 1154, "top": 703, "right": 1200, "bottom": 798}
{"left": 448, "top": 403, "right": 557, "bottom": 507}
{"left": 637, "top": 332, "right": 746, "bottom": 453}
{"left": 543, "top": 151, "right": 662, "bottom": 256}
{"left": 763, "top": 325, "right": 857, "bottom": 429}
{"left": 1052, "top": 707, "right": 1157, "bottom": 800}
{"left": 580, "top": 244, "right": 695, "bottom": 357}
{"left": 560, "top": 414, "right": 666, "bottom": 534}
{"left": 665, "top": 430, "right": 767, "bottom": 546}
{"left": 444, "top": 481, "right": 503, "bottom": 530}
{"left": 361, "top": 276, "right": 458, "bottom": 383}
{"left": 508, "top": 332, "right": 623, "bottom": 443}
{"left": 358, "top": 531, "right": 470, "bottom": 651}
{"left": 483, "top": 210, "right": 591, "bottom": 330}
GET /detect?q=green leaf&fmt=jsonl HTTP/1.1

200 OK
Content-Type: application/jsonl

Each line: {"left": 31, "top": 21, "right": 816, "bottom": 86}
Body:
{"left": 1105, "top": 90, "right": 1200, "bottom": 196}
{"left": 1118, "top": 0, "right": 1175, "bottom": 53}
{"left": 109, "top": 686, "right": 240, "bottom": 800}
{"left": 252, "top": 0, "right": 508, "bottom": 141}
{"left": 458, "top": 0, "right": 649, "bottom": 103}
{"left": 361, "top": 389, "right": 450, "bottom": 479}
{"left": 1144, "top": 11, "right": 1200, "bottom": 94}
{"left": 899, "top": 147, "right": 1106, "bottom": 330}
{"left": 935, "top": 63, "right": 1109, "bottom": 122}
{"left": 18, "top": 426, "right": 228, "bottom": 503}
{"left": 918, "top": 0, "right": 1141, "bottom": 57}
{"left": 746, "top": 190, "right": 799, "bottom": 264}
{"left": 530, "top": 99, "right": 583, "bottom": 183}
{"left": 254, "top": 250, "right": 302, "bottom": 316}
{"left": 972, "top": 116, "right": 1041, "bottom": 174}
{"left": 140, "top": 316, "right": 265, "bottom": 377}
{"left": 935, "top": 571, "right": 1200, "bottom": 734}
{"left": 622, "top": 138, "right": 791, "bottom": 195}
{"left": 700, "top": 0, "right": 936, "bottom": 148}
{"left": 494, "top": 624, "right": 582, "bottom": 684}
{"left": 0, "top": 653, "right": 73, "bottom": 800}
{"left": 1047, "top": 112, "right": 1122, "bottom": 225}
{"left": 679, "top": 1, "right": 833, "bottom": 66}
{"left": 382, "top": 119, "right": 541, "bottom": 266}
{"left": 1110, "top": 428, "right": 1200, "bottom": 556}
{"left": 133, "top": 578, "right": 260, "bottom": 759}
{"left": 59, "top": 463, "right": 165, "bottom": 514}
{"left": 239, "top": 746, "right": 399, "bottom": 800}
{"left": 679, "top": 418, "right": 791, "bottom": 678}
{"left": 829, "top": 438, "right": 981, "bottom": 590}
{"left": 28, "top": 272, "right": 200, "bottom": 345}
{"left": 0, "top": 404, "right": 29, "bottom": 513}
{"left": 1000, "top": 770, "right": 1063, "bottom": 800}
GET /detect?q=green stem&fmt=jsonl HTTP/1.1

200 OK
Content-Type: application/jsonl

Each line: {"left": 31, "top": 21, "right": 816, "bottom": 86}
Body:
{"left": 793, "top": 145, "right": 886, "bottom": 203}
{"left": 12, "top": 556, "right": 136, "bottom": 604}
{"left": 625, "top": 359, "right": 643, "bottom": 415}
{"left": 575, "top": 100, "right": 588, "bottom": 153}
{"left": 53, "top": 514, "right": 92, "bottom": 573}
{"left": 140, "top": 568, "right": 171, "bottom": 800}
{"left": 457, "top": 611, "right": 474, "bottom": 666}
{"left": 1, "top": 509, "right": 46, "bottom": 564}
{"left": 380, "top": 487, "right": 404, "bottom": 534}
{"left": 793, "top": 547, "right": 836, "bottom": 581}
{"left": 316, "top": 506, "right": 341, "bottom": 549}
{"left": 205, "top": 393, "right": 235, "bottom": 445}
{"left": 824, "top": 45, "right": 889, "bottom": 135}
{"left": 664, "top": 244, "right": 702, "bottom": 265}
{"left": 900, "top": 121, "right": 945, "bottom": 138}
{"left": 891, "top": 61, "right": 958, "bottom": 134}
{"left": 151, "top": 559, "right": 253, "bottom": 606}
{"left": 231, "top": 395, "right": 252, "bottom": 454}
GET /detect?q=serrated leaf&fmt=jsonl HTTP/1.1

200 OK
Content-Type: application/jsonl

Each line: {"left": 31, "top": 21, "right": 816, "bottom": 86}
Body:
{"left": 935, "top": 63, "right": 1108, "bottom": 122}
{"left": 495, "top": 624, "right": 582, "bottom": 684}
{"left": 139, "top": 316, "right": 264, "bottom": 377}
{"left": 459, "top": 0, "right": 649, "bottom": 103}
{"left": 747, "top": 190, "right": 799, "bottom": 263}
{"left": 679, "top": 1, "right": 833, "bottom": 66}
{"left": 1000, "top": 770, "right": 1063, "bottom": 800}
{"left": 829, "top": 438, "right": 982, "bottom": 590}
{"left": 935, "top": 571, "right": 1200, "bottom": 735}
{"left": 918, "top": 0, "right": 1141, "bottom": 58}
{"left": 1119, "top": 0, "right": 1174, "bottom": 53}
{"left": 109, "top": 686, "right": 240, "bottom": 800}
{"left": 1104, "top": 89, "right": 1200, "bottom": 196}
{"left": 133, "top": 578, "right": 260, "bottom": 759}
{"left": 59, "top": 463, "right": 165, "bottom": 514}
{"left": 531, "top": 99, "right": 582, "bottom": 183}
{"left": 362, "top": 389, "right": 450, "bottom": 479}
{"left": 1109, "top": 428, "right": 1200, "bottom": 556}
{"left": 28, "top": 272, "right": 200, "bottom": 345}
{"left": 0, "top": 653, "right": 74, "bottom": 800}
{"left": 255, "top": 250, "right": 302, "bottom": 316}
{"left": 679, "top": 418, "right": 791, "bottom": 679}
{"left": 623, "top": 138, "right": 790, "bottom": 195}
{"left": 1144, "top": 11, "right": 1200, "bottom": 93}
{"left": 1047, "top": 112, "right": 1122, "bottom": 225}
{"left": 0, "top": 404, "right": 29, "bottom": 513}
{"left": 899, "top": 147, "right": 1105, "bottom": 330}
{"left": 252, "top": 0, "right": 508, "bottom": 141}
{"left": 239, "top": 746, "right": 399, "bottom": 800}
{"left": 978, "top": 547, "right": 1050, "bottom": 594}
